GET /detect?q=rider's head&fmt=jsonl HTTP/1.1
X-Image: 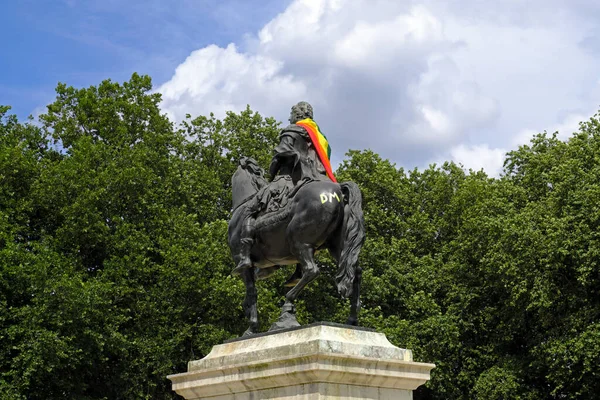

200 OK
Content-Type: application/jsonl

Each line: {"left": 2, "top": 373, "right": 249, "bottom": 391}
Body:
{"left": 289, "top": 101, "right": 313, "bottom": 124}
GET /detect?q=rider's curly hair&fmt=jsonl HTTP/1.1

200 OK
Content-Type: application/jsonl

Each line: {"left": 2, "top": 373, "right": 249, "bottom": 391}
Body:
{"left": 294, "top": 101, "right": 313, "bottom": 120}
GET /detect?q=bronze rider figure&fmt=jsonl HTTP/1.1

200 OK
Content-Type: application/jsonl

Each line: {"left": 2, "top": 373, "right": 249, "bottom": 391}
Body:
{"left": 232, "top": 101, "right": 332, "bottom": 276}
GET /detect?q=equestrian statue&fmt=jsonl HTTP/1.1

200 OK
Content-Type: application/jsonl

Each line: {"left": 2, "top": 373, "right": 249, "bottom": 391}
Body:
{"left": 227, "top": 101, "right": 366, "bottom": 336}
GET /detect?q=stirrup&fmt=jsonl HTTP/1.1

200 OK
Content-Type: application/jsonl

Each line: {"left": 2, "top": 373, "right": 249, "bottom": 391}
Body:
{"left": 232, "top": 259, "right": 252, "bottom": 276}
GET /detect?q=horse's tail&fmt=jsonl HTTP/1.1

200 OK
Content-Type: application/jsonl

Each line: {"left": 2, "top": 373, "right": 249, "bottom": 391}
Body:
{"left": 336, "top": 181, "right": 366, "bottom": 298}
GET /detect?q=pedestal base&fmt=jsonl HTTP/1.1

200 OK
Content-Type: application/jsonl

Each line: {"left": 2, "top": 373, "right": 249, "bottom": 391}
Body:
{"left": 168, "top": 323, "right": 434, "bottom": 400}
{"left": 205, "top": 383, "right": 411, "bottom": 400}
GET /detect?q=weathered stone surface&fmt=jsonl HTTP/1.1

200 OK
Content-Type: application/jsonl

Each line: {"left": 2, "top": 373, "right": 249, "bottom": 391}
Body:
{"left": 168, "top": 323, "right": 434, "bottom": 399}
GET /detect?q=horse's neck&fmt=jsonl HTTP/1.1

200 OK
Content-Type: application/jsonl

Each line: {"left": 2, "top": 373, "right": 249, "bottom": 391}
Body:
{"left": 232, "top": 168, "right": 264, "bottom": 210}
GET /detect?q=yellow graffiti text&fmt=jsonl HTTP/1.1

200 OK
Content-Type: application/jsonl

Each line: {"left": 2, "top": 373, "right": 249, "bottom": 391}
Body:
{"left": 320, "top": 192, "right": 341, "bottom": 204}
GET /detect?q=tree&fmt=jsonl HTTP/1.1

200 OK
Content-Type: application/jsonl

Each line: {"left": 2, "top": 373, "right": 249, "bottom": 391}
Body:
{"left": 0, "top": 75, "right": 280, "bottom": 399}
{"left": 2, "top": 74, "right": 600, "bottom": 399}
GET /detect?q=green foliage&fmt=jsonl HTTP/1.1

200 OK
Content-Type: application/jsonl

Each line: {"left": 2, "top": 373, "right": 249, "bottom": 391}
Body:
{"left": 2, "top": 75, "right": 600, "bottom": 399}
{"left": 337, "top": 135, "right": 600, "bottom": 399}
{"left": 0, "top": 76, "right": 280, "bottom": 399}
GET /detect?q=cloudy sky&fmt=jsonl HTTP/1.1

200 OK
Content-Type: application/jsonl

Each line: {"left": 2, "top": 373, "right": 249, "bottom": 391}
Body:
{"left": 2, "top": 0, "right": 600, "bottom": 175}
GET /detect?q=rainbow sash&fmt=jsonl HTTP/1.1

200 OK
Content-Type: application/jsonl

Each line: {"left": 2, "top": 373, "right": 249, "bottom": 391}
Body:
{"left": 296, "top": 118, "right": 337, "bottom": 182}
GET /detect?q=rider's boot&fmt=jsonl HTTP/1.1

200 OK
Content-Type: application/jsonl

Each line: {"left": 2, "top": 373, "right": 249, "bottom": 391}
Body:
{"left": 232, "top": 218, "right": 255, "bottom": 276}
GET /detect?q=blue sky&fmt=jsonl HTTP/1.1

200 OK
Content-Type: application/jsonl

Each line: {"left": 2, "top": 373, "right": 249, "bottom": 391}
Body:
{"left": 0, "top": 0, "right": 290, "bottom": 118}
{"left": 3, "top": 0, "right": 600, "bottom": 175}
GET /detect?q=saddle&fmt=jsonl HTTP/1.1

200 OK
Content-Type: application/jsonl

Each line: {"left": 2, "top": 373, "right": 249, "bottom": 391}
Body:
{"left": 252, "top": 176, "right": 319, "bottom": 234}
{"left": 259, "top": 175, "right": 294, "bottom": 215}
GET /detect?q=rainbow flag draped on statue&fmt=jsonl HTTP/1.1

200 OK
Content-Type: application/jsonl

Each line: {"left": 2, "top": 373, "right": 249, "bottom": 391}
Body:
{"left": 295, "top": 118, "right": 337, "bottom": 183}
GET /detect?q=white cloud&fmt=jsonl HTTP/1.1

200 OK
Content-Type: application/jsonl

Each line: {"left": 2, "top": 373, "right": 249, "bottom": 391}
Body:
{"left": 448, "top": 144, "right": 507, "bottom": 177}
{"left": 159, "top": 44, "right": 306, "bottom": 121}
{"left": 513, "top": 111, "right": 590, "bottom": 147}
{"left": 158, "top": 0, "right": 600, "bottom": 171}
{"left": 405, "top": 54, "right": 500, "bottom": 146}
{"left": 333, "top": 6, "right": 445, "bottom": 70}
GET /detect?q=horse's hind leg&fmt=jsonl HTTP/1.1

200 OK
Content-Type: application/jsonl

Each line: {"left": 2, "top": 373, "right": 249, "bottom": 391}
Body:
{"left": 285, "top": 245, "right": 320, "bottom": 306}
{"left": 347, "top": 266, "right": 362, "bottom": 326}
{"left": 241, "top": 267, "right": 259, "bottom": 336}
{"left": 268, "top": 245, "right": 319, "bottom": 332}
{"left": 283, "top": 264, "right": 302, "bottom": 288}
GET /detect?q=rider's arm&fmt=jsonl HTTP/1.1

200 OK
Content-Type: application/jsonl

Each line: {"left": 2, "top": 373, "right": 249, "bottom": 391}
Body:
{"left": 269, "top": 132, "right": 297, "bottom": 179}
{"left": 268, "top": 158, "right": 280, "bottom": 181}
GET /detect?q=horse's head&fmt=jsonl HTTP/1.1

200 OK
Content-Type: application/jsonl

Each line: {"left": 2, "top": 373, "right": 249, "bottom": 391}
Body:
{"left": 232, "top": 157, "right": 268, "bottom": 210}
{"left": 239, "top": 157, "right": 266, "bottom": 180}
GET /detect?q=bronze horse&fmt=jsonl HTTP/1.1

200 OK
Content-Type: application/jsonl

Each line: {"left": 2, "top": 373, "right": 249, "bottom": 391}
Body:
{"left": 228, "top": 159, "right": 365, "bottom": 335}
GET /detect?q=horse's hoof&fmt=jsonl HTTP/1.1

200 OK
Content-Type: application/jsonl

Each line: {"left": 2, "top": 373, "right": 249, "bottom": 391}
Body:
{"left": 242, "top": 328, "right": 257, "bottom": 337}
{"left": 232, "top": 262, "right": 251, "bottom": 276}
{"left": 345, "top": 318, "right": 358, "bottom": 326}
{"left": 269, "top": 310, "right": 300, "bottom": 331}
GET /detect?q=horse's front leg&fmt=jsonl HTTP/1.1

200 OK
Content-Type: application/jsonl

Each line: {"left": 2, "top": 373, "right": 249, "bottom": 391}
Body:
{"left": 241, "top": 267, "right": 259, "bottom": 336}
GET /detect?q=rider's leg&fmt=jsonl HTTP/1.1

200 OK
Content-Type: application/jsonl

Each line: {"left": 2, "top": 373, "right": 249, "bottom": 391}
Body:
{"left": 233, "top": 213, "right": 255, "bottom": 275}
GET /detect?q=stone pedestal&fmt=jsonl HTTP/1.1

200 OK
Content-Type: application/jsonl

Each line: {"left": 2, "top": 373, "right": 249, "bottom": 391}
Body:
{"left": 168, "top": 322, "right": 435, "bottom": 399}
